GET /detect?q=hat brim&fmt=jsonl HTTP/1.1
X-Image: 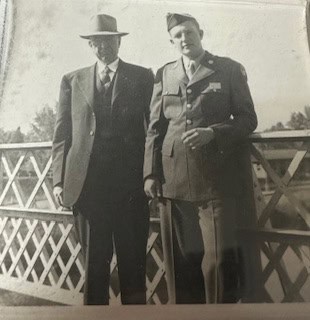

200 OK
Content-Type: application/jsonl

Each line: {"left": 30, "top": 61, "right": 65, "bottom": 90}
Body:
{"left": 80, "top": 31, "right": 129, "bottom": 39}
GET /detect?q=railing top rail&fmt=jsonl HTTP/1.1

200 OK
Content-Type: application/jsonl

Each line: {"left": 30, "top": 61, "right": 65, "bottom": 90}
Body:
{"left": 239, "top": 227, "right": 310, "bottom": 244}
{"left": 0, "top": 207, "right": 161, "bottom": 224}
{"left": 0, "top": 207, "right": 73, "bottom": 223}
{"left": 0, "top": 141, "right": 52, "bottom": 150}
{"left": 249, "top": 130, "right": 310, "bottom": 142}
{"left": 0, "top": 131, "right": 310, "bottom": 150}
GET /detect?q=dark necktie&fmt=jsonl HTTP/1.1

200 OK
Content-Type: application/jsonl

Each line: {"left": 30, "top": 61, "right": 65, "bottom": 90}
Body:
{"left": 98, "top": 66, "right": 111, "bottom": 93}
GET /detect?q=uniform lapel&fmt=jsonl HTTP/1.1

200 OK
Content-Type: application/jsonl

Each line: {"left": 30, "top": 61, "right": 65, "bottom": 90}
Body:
{"left": 76, "top": 64, "right": 96, "bottom": 111}
{"left": 187, "top": 52, "right": 216, "bottom": 87}
{"left": 172, "top": 58, "right": 189, "bottom": 85}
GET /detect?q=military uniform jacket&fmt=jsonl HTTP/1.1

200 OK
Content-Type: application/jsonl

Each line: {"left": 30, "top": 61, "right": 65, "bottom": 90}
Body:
{"left": 143, "top": 51, "right": 257, "bottom": 202}
{"left": 52, "top": 60, "right": 154, "bottom": 207}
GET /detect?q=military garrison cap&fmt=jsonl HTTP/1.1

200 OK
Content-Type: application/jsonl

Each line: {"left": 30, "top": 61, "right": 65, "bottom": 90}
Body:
{"left": 166, "top": 13, "right": 200, "bottom": 31}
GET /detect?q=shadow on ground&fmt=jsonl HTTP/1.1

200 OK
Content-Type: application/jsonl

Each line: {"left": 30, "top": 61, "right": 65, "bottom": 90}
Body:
{"left": 0, "top": 289, "right": 63, "bottom": 306}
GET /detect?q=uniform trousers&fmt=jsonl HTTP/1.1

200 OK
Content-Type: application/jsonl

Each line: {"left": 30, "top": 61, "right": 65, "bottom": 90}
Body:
{"left": 171, "top": 197, "right": 240, "bottom": 304}
{"left": 73, "top": 156, "right": 149, "bottom": 305}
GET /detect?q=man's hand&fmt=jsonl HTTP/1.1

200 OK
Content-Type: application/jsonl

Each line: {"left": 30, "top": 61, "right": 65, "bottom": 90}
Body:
{"left": 53, "top": 186, "right": 64, "bottom": 207}
{"left": 181, "top": 127, "right": 215, "bottom": 149}
{"left": 144, "top": 177, "right": 162, "bottom": 199}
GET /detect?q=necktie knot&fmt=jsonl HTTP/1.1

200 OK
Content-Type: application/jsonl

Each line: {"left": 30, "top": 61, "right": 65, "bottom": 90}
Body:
{"left": 100, "top": 66, "right": 111, "bottom": 85}
{"left": 187, "top": 61, "right": 196, "bottom": 79}
{"left": 97, "top": 66, "right": 111, "bottom": 93}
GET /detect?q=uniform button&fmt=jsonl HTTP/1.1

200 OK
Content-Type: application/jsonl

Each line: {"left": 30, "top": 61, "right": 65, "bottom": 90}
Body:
{"left": 90, "top": 130, "right": 94, "bottom": 136}
{"left": 187, "top": 88, "right": 192, "bottom": 94}
{"left": 186, "top": 103, "right": 192, "bottom": 109}
{"left": 186, "top": 119, "right": 192, "bottom": 125}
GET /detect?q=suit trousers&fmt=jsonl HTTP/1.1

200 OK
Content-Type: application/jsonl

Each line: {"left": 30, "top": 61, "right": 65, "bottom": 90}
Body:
{"left": 171, "top": 197, "right": 240, "bottom": 304}
{"left": 73, "top": 184, "right": 149, "bottom": 305}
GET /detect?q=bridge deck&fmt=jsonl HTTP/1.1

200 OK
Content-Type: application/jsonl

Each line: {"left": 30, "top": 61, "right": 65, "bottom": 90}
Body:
{"left": 0, "top": 304, "right": 309, "bottom": 320}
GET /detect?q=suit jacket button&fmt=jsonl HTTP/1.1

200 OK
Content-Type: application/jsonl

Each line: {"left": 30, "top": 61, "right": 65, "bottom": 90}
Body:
{"left": 187, "top": 88, "right": 192, "bottom": 94}
{"left": 186, "top": 103, "right": 192, "bottom": 109}
{"left": 90, "top": 130, "right": 94, "bottom": 136}
{"left": 186, "top": 119, "right": 192, "bottom": 125}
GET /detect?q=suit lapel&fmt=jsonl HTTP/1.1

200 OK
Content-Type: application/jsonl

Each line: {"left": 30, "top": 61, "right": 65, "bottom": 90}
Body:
{"left": 76, "top": 64, "right": 96, "bottom": 111}
{"left": 111, "top": 60, "right": 129, "bottom": 106}
{"left": 187, "top": 52, "right": 216, "bottom": 87}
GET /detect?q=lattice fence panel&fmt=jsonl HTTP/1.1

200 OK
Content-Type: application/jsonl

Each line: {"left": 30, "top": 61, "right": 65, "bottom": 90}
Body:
{"left": 0, "top": 148, "right": 57, "bottom": 210}
{"left": 2, "top": 137, "right": 310, "bottom": 304}
{"left": 0, "top": 215, "right": 84, "bottom": 304}
{"left": 251, "top": 141, "right": 310, "bottom": 302}
{"left": 0, "top": 214, "right": 167, "bottom": 305}
{"left": 257, "top": 239, "right": 310, "bottom": 302}
{"left": 0, "top": 146, "right": 168, "bottom": 305}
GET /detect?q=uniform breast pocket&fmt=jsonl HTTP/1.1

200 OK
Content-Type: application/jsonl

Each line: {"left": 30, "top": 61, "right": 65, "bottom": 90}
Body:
{"left": 162, "top": 87, "right": 183, "bottom": 119}
{"left": 200, "top": 89, "right": 230, "bottom": 118}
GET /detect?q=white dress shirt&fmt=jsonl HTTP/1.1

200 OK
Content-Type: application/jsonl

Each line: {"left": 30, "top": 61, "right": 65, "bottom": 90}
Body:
{"left": 97, "top": 57, "right": 120, "bottom": 82}
{"left": 182, "top": 51, "right": 205, "bottom": 79}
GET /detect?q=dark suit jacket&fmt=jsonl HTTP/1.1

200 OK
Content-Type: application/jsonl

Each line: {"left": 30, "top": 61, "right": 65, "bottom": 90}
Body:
{"left": 144, "top": 51, "right": 257, "bottom": 201}
{"left": 52, "top": 60, "right": 154, "bottom": 207}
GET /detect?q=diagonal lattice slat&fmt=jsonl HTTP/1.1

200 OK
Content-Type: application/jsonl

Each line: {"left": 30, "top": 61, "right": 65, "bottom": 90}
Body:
{"left": 281, "top": 268, "right": 308, "bottom": 302}
{"left": 26, "top": 154, "right": 55, "bottom": 210}
{"left": 7, "top": 219, "right": 38, "bottom": 276}
{"left": 257, "top": 148, "right": 307, "bottom": 226}
{"left": 294, "top": 246, "right": 310, "bottom": 273}
{"left": 0, "top": 218, "right": 23, "bottom": 268}
{"left": 39, "top": 222, "right": 73, "bottom": 286}
{"left": 3, "top": 219, "right": 26, "bottom": 279}
{"left": 251, "top": 144, "right": 310, "bottom": 227}
{"left": 22, "top": 220, "right": 55, "bottom": 282}
{"left": 0, "top": 153, "right": 26, "bottom": 206}
{"left": 260, "top": 241, "right": 305, "bottom": 301}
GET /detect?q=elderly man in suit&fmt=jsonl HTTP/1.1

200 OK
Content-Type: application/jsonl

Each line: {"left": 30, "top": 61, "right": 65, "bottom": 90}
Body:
{"left": 144, "top": 13, "right": 257, "bottom": 304}
{"left": 52, "top": 14, "right": 154, "bottom": 305}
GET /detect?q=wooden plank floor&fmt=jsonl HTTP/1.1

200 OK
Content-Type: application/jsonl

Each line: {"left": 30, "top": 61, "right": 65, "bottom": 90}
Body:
{"left": 0, "top": 304, "right": 309, "bottom": 320}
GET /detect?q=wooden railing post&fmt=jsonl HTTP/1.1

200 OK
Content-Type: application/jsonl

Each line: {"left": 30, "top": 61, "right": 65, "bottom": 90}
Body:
{"left": 0, "top": 150, "right": 3, "bottom": 194}
{"left": 237, "top": 142, "right": 265, "bottom": 302}
{"left": 158, "top": 199, "right": 176, "bottom": 304}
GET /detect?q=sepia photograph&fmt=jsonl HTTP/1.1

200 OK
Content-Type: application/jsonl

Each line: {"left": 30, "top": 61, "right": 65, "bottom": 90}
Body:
{"left": 0, "top": 0, "right": 310, "bottom": 318}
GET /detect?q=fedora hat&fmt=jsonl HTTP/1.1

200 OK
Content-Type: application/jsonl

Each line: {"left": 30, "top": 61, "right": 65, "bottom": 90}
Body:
{"left": 80, "top": 14, "right": 128, "bottom": 39}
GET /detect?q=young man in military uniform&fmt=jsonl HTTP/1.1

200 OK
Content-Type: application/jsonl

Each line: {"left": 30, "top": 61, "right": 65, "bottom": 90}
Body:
{"left": 144, "top": 13, "right": 257, "bottom": 303}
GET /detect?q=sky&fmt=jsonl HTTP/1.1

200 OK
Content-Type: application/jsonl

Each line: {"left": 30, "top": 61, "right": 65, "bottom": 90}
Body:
{"left": 0, "top": 0, "right": 310, "bottom": 133}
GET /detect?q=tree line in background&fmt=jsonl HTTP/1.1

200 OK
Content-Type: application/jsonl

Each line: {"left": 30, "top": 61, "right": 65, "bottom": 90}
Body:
{"left": 0, "top": 103, "right": 57, "bottom": 144}
{"left": 0, "top": 103, "right": 309, "bottom": 144}
{"left": 266, "top": 105, "right": 310, "bottom": 132}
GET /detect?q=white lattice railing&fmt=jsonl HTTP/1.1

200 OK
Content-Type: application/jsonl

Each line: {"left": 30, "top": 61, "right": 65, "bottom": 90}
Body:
{"left": 1, "top": 132, "right": 310, "bottom": 304}
{"left": 246, "top": 130, "right": 310, "bottom": 302}
{"left": 0, "top": 142, "right": 167, "bottom": 305}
